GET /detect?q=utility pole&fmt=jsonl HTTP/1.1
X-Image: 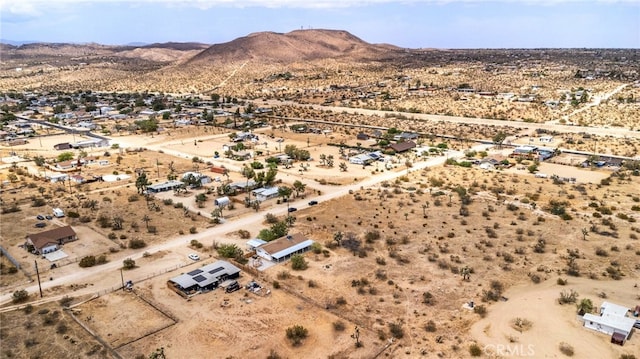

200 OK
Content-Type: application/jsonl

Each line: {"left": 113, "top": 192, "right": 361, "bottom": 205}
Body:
{"left": 120, "top": 269, "right": 125, "bottom": 291}
{"left": 34, "top": 260, "right": 43, "bottom": 298}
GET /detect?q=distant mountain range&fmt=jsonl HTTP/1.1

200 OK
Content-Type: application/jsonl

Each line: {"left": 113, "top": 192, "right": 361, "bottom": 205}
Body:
{"left": 1, "top": 29, "right": 407, "bottom": 66}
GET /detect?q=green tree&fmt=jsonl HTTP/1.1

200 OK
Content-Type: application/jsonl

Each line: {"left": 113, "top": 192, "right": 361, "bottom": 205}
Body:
{"left": 136, "top": 172, "right": 151, "bottom": 194}
{"left": 291, "top": 254, "right": 308, "bottom": 270}
{"left": 217, "top": 244, "right": 243, "bottom": 259}
{"left": 242, "top": 165, "right": 255, "bottom": 202}
{"left": 292, "top": 180, "right": 306, "bottom": 198}
{"left": 57, "top": 152, "right": 74, "bottom": 162}
{"left": 576, "top": 298, "right": 593, "bottom": 315}
{"left": 33, "top": 156, "right": 46, "bottom": 167}
{"left": 492, "top": 132, "right": 507, "bottom": 148}
{"left": 122, "top": 258, "right": 136, "bottom": 270}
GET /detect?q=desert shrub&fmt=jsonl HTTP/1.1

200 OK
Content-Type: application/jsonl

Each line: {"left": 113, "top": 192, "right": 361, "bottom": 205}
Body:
{"left": 285, "top": 325, "right": 308, "bottom": 346}
{"left": 388, "top": 322, "right": 404, "bottom": 339}
{"left": 558, "top": 289, "right": 579, "bottom": 304}
{"left": 129, "top": 239, "right": 147, "bottom": 249}
{"left": 128, "top": 195, "right": 139, "bottom": 202}
{"left": 559, "top": 342, "right": 574, "bottom": 356}
{"left": 122, "top": 258, "right": 136, "bottom": 270}
{"left": 217, "top": 244, "right": 243, "bottom": 259}
{"left": 595, "top": 248, "right": 608, "bottom": 257}
{"left": 423, "top": 291, "right": 435, "bottom": 305}
{"left": 474, "top": 304, "right": 487, "bottom": 317}
{"left": 147, "top": 225, "right": 157, "bottom": 234}
{"left": 59, "top": 296, "right": 73, "bottom": 307}
{"left": 265, "top": 213, "right": 279, "bottom": 224}
{"left": 557, "top": 278, "right": 568, "bottom": 285}
{"left": 620, "top": 355, "right": 637, "bottom": 359}
{"left": 336, "top": 296, "right": 347, "bottom": 305}
{"left": 190, "top": 239, "right": 204, "bottom": 249}
{"left": 333, "top": 321, "right": 346, "bottom": 332}
{"left": 291, "top": 254, "right": 308, "bottom": 270}
{"left": 12, "top": 290, "right": 29, "bottom": 304}
{"left": 272, "top": 280, "right": 280, "bottom": 289}
{"left": 425, "top": 320, "right": 437, "bottom": 332}
{"left": 79, "top": 255, "right": 97, "bottom": 267}
{"left": 238, "top": 229, "right": 251, "bottom": 239}
{"left": 108, "top": 232, "right": 117, "bottom": 240}
{"left": 162, "top": 198, "right": 173, "bottom": 205}
{"left": 56, "top": 322, "right": 68, "bottom": 334}
{"left": 469, "top": 344, "right": 482, "bottom": 357}
{"left": 189, "top": 226, "right": 197, "bottom": 234}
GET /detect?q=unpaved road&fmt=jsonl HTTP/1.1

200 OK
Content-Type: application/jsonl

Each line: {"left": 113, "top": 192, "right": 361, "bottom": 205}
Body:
{"left": 1, "top": 144, "right": 484, "bottom": 307}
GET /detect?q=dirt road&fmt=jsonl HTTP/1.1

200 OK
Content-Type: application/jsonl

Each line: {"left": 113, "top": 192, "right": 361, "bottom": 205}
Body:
{"left": 0, "top": 143, "right": 485, "bottom": 307}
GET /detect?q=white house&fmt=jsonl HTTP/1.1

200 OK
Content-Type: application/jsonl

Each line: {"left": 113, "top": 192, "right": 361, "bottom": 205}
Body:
{"left": 349, "top": 153, "right": 373, "bottom": 165}
{"left": 582, "top": 301, "right": 636, "bottom": 345}
{"left": 253, "top": 187, "right": 280, "bottom": 202}
{"left": 255, "top": 233, "right": 314, "bottom": 263}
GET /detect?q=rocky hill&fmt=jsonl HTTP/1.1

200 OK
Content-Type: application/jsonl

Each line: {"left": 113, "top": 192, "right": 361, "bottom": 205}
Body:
{"left": 186, "top": 29, "right": 404, "bottom": 64}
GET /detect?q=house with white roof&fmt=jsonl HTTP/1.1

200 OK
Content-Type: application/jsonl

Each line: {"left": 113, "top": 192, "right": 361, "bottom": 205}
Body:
{"left": 582, "top": 301, "right": 636, "bottom": 346}
{"left": 255, "top": 233, "right": 314, "bottom": 263}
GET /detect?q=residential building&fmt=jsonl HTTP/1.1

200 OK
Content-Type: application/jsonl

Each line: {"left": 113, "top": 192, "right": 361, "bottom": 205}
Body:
{"left": 25, "top": 225, "right": 77, "bottom": 254}
{"left": 167, "top": 260, "right": 241, "bottom": 297}
{"left": 255, "top": 233, "right": 314, "bottom": 263}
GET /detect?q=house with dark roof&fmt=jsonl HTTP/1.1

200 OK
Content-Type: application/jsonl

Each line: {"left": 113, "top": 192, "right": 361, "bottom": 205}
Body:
{"left": 387, "top": 141, "right": 417, "bottom": 153}
{"left": 256, "top": 233, "right": 314, "bottom": 263}
{"left": 25, "top": 225, "right": 77, "bottom": 254}
{"left": 167, "top": 260, "right": 241, "bottom": 298}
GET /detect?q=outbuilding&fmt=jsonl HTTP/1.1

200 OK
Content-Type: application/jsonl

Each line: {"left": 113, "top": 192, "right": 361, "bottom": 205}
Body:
{"left": 256, "top": 233, "right": 314, "bottom": 263}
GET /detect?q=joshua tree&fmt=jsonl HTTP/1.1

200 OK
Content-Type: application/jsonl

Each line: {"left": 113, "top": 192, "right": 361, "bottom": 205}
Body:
{"left": 461, "top": 266, "right": 471, "bottom": 281}
{"left": 339, "top": 162, "right": 348, "bottom": 172}
{"left": 581, "top": 228, "right": 589, "bottom": 241}
{"left": 576, "top": 298, "right": 593, "bottom": 315}
{"left": 142, "top": 214, "right": 151, "bottom": 230}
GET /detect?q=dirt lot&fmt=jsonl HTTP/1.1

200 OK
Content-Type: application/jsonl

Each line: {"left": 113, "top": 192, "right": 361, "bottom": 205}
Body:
{"left": 0, "top": 300, "right": 111, "bottom": 359}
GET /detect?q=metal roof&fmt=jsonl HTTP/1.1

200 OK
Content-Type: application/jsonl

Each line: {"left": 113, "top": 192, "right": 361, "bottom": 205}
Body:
{"left": 169, "top": 260, "right": 240, "bottom": 289}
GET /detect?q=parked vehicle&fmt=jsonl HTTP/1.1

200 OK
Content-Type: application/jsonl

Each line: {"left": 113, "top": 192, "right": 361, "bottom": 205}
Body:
{"left": 36, "top": 215, "right": 45, "bottom": 220}
{"left": 35, "top": 222, "right": 46, "bottom": 228}
{"left": 288, "top": 207, "right": 297, "bottom": 212}
{"left": 308, "top": 200, "right": 318, "bottom": 206}
{"left": 225, "top": 280, "right": 240, "bottom": 293}
{"left": 188, "top": 253, "right": 200, "bottom": 261}
{"left": 45, "top": 215, "right": 53, "bottom": 220}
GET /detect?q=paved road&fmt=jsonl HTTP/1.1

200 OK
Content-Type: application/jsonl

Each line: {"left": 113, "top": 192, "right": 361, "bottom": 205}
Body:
{"left": 263, "top": 99, "right": 640, "bottom": 139}
{"left": 0, "top": 143, "right": 483, "bottom": 306}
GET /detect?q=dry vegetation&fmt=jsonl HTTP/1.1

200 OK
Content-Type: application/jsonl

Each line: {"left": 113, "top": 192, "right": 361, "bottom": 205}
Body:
{"left": 1, "top": 30, "right": 639, "bottom": 359}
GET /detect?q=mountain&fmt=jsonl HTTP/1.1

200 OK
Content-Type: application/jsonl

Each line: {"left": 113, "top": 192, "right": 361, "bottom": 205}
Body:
{"left": 187, "top": 29, "right": 404, "bottom": 65}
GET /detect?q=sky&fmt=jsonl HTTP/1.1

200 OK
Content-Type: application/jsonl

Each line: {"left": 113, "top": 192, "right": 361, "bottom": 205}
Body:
{"left": 0, "top": 0, "right": 638, "bottom": 48}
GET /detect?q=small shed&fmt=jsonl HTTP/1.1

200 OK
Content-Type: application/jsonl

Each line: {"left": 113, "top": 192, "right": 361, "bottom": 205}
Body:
{"left": 214, "top": 197, "right": 230, "bottom": 207}
{"left": 247, "top": 238, "right": 267, "bottom": 251}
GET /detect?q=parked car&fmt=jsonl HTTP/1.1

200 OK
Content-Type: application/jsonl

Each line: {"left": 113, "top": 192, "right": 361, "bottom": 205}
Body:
{"left": 35, "top": 222, "right": 46, "bottom": 228}
{"left": 36, "top": 215, "right": 45, "bottom": 220}
{"left": 188, "top": 253, "right": 200, "bottom": 261}
{"left": 288, "top": 207, "right": 297, "bottom": 212}
{"left": 225, "top": 280, "right": 240, "bottom": 293}
{"left": 45, "top": 215, "right": 53, "bottom": 220}
{"left": 308, "top": 200, "right": 318, "bottom": 206}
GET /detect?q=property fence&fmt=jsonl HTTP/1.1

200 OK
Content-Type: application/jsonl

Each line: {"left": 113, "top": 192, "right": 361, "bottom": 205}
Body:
{"left": 0, "top": 245, "right": 21, "bottom": 270}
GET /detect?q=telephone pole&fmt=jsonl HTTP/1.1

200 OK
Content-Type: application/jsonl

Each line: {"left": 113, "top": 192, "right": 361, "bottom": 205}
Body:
{"left": 34, "top": 260, "right": 43, "bottom": 298}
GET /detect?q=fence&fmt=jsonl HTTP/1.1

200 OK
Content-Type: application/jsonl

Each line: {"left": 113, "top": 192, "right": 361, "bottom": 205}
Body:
{"left": 0, "top": 245, "right": 21, "bottom": 270}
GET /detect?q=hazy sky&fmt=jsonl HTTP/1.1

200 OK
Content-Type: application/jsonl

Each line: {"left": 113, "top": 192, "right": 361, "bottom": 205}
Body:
{"left": 1, "top": 0, "right": 638, "bottom": 48}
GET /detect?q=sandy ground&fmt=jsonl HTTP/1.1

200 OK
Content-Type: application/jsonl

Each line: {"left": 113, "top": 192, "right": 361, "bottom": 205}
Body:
{"left": 470, "top": 277, "right": 640, "bottom": 358}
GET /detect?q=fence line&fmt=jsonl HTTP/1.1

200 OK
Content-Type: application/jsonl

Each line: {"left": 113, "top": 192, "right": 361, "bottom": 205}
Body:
{"left": 66, "top": 308, "right": 124, "bottom": 359}
{"left": 0, "top": 246, "right": 21, "bottom": 270}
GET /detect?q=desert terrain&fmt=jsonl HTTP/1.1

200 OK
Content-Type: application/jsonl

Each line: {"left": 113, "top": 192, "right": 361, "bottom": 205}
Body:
{"left": 1, "top": 30, "right": 639, "bottom": 359}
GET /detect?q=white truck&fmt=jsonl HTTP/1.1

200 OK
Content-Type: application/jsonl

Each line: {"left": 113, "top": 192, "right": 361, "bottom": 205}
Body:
{"left": 52, "top": 208, "right": 65, "bottom": 218}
